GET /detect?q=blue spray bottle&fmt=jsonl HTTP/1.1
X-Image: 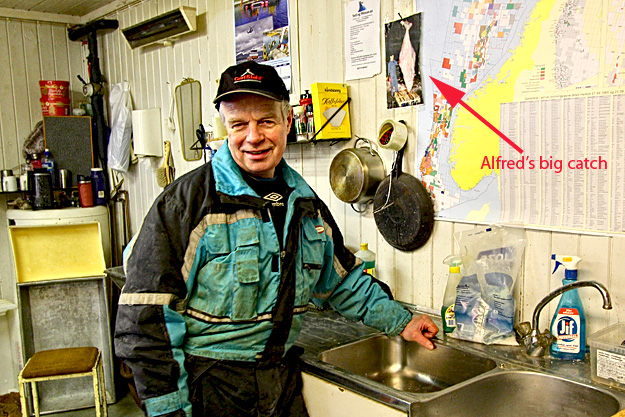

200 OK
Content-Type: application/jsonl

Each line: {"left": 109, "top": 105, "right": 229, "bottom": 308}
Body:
{"left": 549, "top": 255, "right": 586, "bottom": 360}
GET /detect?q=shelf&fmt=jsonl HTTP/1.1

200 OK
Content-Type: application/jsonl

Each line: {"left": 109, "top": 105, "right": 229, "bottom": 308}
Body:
{"left": 0, "top": 299, "right": 17, "bottom": 316}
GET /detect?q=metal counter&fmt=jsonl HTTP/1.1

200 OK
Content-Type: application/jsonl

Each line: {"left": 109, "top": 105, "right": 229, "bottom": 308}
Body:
{"left": 297, "top": 306, "right": 625, "bottom": 415}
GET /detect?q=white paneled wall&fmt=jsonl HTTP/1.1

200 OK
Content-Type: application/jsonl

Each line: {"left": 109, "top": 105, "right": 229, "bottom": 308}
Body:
{"left": 0, "top": 17, "right": 85, "bottom": 394}
{"left": 0, "top": 18, "right": 85, "bottom": 171}
{"left": 95, "top": 0, "right": 624, "bottom": 336}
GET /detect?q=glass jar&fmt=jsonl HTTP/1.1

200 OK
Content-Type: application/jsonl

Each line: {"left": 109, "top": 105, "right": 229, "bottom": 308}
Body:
{"left": 78, "top": 176, "right": 93, "bottom": 207}
{"left": 32, "top": 171, "right": 53, "bottom": 210}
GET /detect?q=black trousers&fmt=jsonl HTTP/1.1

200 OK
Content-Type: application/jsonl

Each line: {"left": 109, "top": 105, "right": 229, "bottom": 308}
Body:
{"left": 186, "top": 350, "right": 309, "bottom": 417}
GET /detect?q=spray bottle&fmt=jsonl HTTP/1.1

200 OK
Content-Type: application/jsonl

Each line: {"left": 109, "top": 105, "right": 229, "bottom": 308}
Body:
{"left": 441, "top": 255, "right": 463, "bottom": 334}
{"left": 549, "top": 255, "right": 586, "bottom": 360}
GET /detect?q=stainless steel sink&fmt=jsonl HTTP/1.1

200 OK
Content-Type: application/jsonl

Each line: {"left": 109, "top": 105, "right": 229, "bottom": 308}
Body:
{"left": 415, "top": 371, "right": 621, "bottom": 417}
{"left": 319, "top": 335, "right": 497, "bottom": 393}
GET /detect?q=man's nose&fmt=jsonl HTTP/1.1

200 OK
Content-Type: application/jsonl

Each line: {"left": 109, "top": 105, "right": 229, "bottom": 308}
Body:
{"left": 246, "top": 122, "right": 263, "bottom": 143}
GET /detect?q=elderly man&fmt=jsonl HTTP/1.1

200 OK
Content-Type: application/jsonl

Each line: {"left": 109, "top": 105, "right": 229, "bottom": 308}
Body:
{"left": 115, "top": 61, "right": 438, "bottom": 417}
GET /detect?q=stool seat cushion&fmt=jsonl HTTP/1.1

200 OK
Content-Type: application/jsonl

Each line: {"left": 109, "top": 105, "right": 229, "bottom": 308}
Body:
{"left": 21, "top": 347, "right": 99, "bottom": 379}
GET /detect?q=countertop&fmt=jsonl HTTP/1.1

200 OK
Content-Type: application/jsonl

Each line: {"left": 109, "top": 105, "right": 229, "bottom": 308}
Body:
{"left": 298, "top": 307, "right": 625, "bottom": 411}
{"left": 105, "top": 267, "right": 625, "bottom": 414}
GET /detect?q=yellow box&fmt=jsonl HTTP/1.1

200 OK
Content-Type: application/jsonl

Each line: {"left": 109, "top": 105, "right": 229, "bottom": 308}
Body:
{"left": 9, "top": 222, "right": 106, "bottom": 282}
{"left": 311, "top": 83, "right": 352, "bottom": 140}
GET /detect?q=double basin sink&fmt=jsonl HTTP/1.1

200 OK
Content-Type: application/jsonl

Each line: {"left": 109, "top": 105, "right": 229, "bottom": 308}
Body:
{"left": 318, "top": 334, "right": 623, "bottom": 416}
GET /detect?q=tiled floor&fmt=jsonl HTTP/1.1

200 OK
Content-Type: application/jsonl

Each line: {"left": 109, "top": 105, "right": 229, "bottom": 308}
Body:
{"left": 49, "top": 391, "right": 143, "bottom": 417}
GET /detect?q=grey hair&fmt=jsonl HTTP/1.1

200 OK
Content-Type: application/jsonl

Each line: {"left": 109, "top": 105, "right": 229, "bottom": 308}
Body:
{"left": 280, "top": 99, "right": 292, "bottom": 120}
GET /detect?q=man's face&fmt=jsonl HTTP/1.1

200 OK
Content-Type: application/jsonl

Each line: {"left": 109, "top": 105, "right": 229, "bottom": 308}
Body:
{"left": 220, "top": 94, "right": 292, "bottom": 179}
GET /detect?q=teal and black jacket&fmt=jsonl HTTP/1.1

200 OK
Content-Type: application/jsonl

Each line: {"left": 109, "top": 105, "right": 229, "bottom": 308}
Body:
{"left": 114, "top": 143, "right": 412, "bottom": 417}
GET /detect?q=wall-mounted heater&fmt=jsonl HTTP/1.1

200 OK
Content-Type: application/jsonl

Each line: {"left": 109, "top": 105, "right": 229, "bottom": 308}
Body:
{"left": 122, "top": 7, "right": 196, "bottom": 49}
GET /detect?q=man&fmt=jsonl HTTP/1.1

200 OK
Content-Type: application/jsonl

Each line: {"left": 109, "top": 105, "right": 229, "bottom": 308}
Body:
{"left": 388, "top": 54, "right": 399, "bottom": 95}
{"left": 115, "top": 61, "right": 438, "bottom": 417}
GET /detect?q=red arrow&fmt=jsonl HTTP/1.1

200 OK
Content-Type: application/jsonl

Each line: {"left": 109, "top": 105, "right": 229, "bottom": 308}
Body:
{"left": 430, "top": 77, "right": 524, "bottom": 154}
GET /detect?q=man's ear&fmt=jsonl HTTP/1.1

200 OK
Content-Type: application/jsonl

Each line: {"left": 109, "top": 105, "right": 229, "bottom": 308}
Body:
{"left": 286, "top": 108, "right": 294, "bottom": 130}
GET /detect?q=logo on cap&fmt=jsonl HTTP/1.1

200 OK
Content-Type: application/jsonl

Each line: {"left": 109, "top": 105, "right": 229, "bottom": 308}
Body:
{"left": 234, "top": 69, "right": 263, "bottom": 83}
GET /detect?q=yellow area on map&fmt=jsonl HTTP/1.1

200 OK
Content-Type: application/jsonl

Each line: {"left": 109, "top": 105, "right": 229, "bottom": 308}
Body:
{"left": 450, "top": 0, "right": 557, "bottom": 190}
{"left": 466, "top": 203, "right": 490, "bottom": 222}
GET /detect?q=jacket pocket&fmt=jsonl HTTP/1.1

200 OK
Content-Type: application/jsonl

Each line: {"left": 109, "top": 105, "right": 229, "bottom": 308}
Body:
{"left": 189, "top": 224, "right": 261, "bottom": 321}
{"left": 191, "top": 254, "right": 232, "bottom": 317}
{"left": 298, "top": 220, "right": 327, "bottom": 304}
{"left": 301, "top": 220, "right": 326, "bottom": 269}
{"left": 232, "top": 226, "right": 260, "bottom": 320}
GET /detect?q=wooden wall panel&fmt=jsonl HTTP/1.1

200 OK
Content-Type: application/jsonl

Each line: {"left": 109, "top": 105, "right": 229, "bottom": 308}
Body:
{"left": 0, "top": 17, "right": 84, "bottom": 172}
{"left": 0, "top": 21, "right": 15, "bottom": 170}
{"left": 7, "top": 21, "right": 30, "bottom": 170}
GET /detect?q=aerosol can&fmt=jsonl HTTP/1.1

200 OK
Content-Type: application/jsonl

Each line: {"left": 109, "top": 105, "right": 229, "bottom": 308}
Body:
{"left": 549, "top": 255, "right": 586, "bottom": 360}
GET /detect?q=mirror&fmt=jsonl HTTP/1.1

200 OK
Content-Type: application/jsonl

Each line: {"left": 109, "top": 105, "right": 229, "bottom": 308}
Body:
{"left": 175, "top": 78, "right": 202, "bottom": 161}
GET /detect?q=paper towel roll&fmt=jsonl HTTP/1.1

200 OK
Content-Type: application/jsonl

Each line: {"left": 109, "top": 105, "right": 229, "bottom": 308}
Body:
{"left": 378, "top": 119, "right": 407, "bottom": 151}
{"left": 132, "top": 108, "right": 162, "bottom": 157}
{"left": 212, "top": 113, "right": 227, "bottom": 139}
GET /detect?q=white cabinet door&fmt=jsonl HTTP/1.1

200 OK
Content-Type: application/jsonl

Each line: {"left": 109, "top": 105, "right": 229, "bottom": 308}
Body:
{"left": 302, "top": 373, "right": 407, "bottom": 417}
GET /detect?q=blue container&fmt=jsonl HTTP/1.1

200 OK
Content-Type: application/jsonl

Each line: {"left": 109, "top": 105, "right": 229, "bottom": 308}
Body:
{"left": 90, "top": 168, "right": 107, "bottom": 205}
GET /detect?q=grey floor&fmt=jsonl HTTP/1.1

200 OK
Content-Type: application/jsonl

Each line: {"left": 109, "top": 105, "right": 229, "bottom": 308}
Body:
{"left": 49, "top": 391, "right": 143, "bottom": 417}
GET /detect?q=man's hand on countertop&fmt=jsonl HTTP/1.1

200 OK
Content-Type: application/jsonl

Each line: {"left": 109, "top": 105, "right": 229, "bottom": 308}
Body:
{"left": 400, "top": 314, "right": 439, "bottom": 350}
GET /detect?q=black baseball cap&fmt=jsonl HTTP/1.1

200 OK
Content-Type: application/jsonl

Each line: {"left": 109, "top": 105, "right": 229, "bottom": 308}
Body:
{"left": 213, "top": 61, "right": 289, "bottom": 109}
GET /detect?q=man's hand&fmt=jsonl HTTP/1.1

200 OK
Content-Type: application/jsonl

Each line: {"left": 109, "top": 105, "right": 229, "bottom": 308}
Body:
{"left": 400, "top": 314, "right": 439, "bottom": 350}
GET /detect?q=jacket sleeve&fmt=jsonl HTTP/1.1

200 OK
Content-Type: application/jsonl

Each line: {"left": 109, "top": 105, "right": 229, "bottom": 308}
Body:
{"left": 310, "top": 200, "right": 412, "bottom": 337}
{"left": 114, "top": 191, "right": 193, "bottom": 417}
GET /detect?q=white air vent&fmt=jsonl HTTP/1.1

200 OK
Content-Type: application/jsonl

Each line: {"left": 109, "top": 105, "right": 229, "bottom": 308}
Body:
{"left": 122, "top": 7, "right": 196, "bottom": 49}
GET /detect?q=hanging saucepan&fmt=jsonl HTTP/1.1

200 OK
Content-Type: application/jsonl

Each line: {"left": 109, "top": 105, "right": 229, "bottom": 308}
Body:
{"left": 373, "top": 146, "right": 435, "bottom": 251}
{"left": 330, "top": 137, "right": 385, "bottom": 205}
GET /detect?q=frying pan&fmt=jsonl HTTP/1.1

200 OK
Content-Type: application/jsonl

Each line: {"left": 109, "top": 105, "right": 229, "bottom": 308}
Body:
{"left": 373, "top": 146, "right": 434, "bottom": 251}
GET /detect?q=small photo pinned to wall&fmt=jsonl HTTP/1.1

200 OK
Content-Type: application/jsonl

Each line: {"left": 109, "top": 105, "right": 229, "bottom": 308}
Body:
{"left": 384, "top": 13, "right": 423, "bottom": 109}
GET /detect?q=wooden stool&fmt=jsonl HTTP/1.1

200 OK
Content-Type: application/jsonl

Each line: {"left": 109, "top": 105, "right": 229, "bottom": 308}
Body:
{"left": 18, "top": 347, "right": 107, "bottom": 417}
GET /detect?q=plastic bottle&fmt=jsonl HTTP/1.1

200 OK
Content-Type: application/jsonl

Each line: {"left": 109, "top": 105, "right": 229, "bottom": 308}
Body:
{"left": 441, "top": 255, "right": 463, "bottom": 333}
{"left": 42, "top": 149, "right": 56, "bottom": 187}
{"left": 91, "top": 168, "right": 107, "bottom": 205}
{"left": 549, "top": 255, "right": 586, "bottom": 360}
{"left": 293, "top": 105, "right": 308, "bottom": 142}
{"left": 355, "top": 243, "right": 376, "bottom": 277}
{"left": 300, "top": 90, "right": 315, "bottom": 139}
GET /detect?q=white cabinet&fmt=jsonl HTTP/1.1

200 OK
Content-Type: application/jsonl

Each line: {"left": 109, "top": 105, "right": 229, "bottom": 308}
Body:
{"left": 6, "top": 206, "right": 112, "bottom": 266}
{"left": 302, "top": 373, "right": 407, "bottom": 417}
{"left": 0, "top": 206, "right": 112, "bottom": 398}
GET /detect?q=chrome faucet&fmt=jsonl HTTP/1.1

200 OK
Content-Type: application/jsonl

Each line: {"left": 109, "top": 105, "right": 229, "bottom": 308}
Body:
{"left": 515, "top": 281, "right": 612, "bottom": 357}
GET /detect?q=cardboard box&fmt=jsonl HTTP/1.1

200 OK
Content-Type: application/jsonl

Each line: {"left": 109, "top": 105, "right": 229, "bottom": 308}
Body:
{"left": 311, "top": 83, "right": 352, "bottom": 140}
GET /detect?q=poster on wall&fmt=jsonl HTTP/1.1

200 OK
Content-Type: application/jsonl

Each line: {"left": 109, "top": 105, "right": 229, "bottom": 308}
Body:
{"left": 234, "top": 0, "right": 292, "bottom": 91}
{"left": 384, "top": 13, "right": 423, "bottom": 108}
{"left": 344, "top": 0, "right": 380, "bottom": 81}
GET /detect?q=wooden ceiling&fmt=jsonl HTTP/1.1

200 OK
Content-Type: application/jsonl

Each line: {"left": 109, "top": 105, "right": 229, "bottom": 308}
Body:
{"left": 0, "top": 0, "right": 115, "bottom": 16}
{"left": 0, "top": 0, "right": 135, "bottom": 23}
